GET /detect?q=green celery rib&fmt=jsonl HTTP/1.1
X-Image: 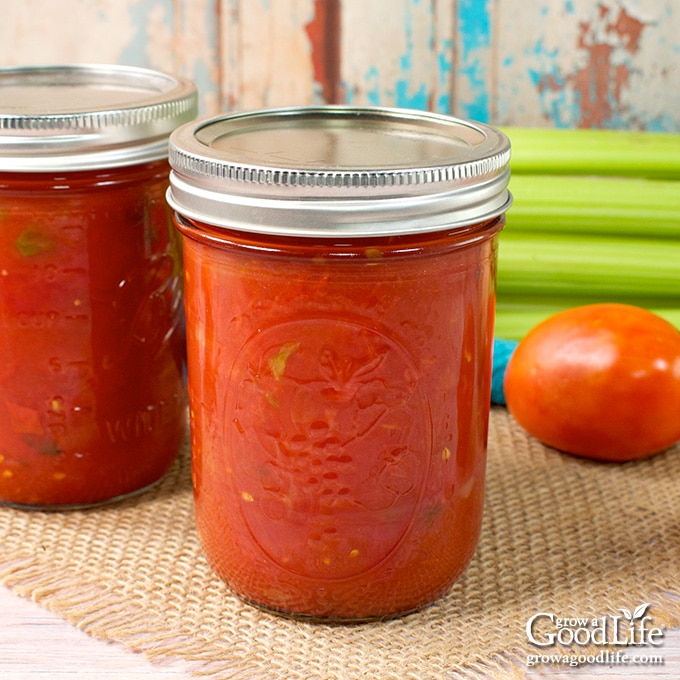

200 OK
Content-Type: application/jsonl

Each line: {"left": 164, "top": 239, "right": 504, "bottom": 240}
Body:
{"left": 502, "top": 127, "right": 680, "bottom": 180}
{"left": 495, "top": 304, "right": 680, "bottom": 341}
{"left": 496, "top": 233, "right": 680, "bottom": 299}
{"left": 507, "top": 175, "right": 680, "bottom": 238}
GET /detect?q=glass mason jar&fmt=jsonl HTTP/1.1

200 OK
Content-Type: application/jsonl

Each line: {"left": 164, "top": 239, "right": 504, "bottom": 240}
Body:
{"left": 0, "top": 65, "right": 197, "bottom": 509}
{"left": 167, "top": 106, "right": 512, "bottom": 620}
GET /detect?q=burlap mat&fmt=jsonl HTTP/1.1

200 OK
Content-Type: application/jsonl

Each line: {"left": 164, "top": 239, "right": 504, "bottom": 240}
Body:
{"left": 1, "top": 407, "right": 679, "bottom": 679}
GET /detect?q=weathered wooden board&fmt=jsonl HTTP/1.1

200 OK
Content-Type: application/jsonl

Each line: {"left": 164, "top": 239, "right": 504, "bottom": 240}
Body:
{"left": 494, "top": 0, "right": 680, "bottom": 129}
{"left": 0, "top": 0, "right": 677, "bottom": 129}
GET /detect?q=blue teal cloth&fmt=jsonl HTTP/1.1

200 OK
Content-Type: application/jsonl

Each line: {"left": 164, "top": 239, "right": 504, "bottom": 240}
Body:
{"left": 491, "top": 338, "right": 518, "bottom": 405}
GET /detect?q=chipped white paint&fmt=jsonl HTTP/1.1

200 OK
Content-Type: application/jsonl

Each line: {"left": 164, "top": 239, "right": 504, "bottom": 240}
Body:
{"left": 0, "top": 0, "right": 139, "bottom": 66}
{"left": 143, "top": 2, "right": 176, "bottom": 75}
{"left": 221, "top": 0, "right": 318, "bottom": 111}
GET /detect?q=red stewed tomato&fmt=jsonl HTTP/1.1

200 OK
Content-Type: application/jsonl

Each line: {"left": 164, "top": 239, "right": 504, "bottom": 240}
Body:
{"left": 504, "top": 303, "right": 680, "bottom": 461}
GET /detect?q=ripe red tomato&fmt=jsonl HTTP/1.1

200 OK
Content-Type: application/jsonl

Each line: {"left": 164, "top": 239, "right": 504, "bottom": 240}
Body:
{"left": 503, "top": 303, "right": 680, "bottom": 461}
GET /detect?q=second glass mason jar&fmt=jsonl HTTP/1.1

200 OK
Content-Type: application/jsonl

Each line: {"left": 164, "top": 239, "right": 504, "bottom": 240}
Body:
{"left": 0, "top": 65, "right": 197, "bottom": 509}
{"left": 167, "top": 106, "right": 512, "bottom": 620}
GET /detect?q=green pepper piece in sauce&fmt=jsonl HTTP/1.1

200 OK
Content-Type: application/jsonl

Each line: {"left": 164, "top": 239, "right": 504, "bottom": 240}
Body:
{"left": 15, "top": 229, "right": 55, "bottom": 257}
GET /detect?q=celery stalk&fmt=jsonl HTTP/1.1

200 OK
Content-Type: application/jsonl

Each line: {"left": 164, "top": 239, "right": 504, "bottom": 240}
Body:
{"left": 507, "top": 175, "right": 680, "bottom": 238}
{"left": 503, "top": 127, "right": 680, "bottom": 179}
{"left": 497, "top": 233, "right": 680, "bottom": 299}
{"left": 495, "top": 304, "right": 680, "bottom": 341}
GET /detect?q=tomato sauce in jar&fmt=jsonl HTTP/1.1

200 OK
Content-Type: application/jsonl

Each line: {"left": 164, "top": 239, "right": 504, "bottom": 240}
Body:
{"left": 167, "top": 107, "right": 511, "bottom": 620}
{"left": 0, "top": 65, "right": 197, "bottom": 508}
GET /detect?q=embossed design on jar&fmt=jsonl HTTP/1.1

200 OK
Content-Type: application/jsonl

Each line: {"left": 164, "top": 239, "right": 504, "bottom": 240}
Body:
{"left": 226, "top": 319, "right": 431, "bottom": 580}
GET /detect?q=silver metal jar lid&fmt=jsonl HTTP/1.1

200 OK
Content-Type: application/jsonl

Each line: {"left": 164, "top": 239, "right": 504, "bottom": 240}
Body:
{"left": 0, "top": 64, "right": 198, "bottom": 171}
{"left": 167, "top": 106, "right": 512, "bottom": 238}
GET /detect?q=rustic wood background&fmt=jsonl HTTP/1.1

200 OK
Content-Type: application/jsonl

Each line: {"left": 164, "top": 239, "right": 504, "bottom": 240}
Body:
{"left": 0, "top": 0, "right": 677, "bottom": 130}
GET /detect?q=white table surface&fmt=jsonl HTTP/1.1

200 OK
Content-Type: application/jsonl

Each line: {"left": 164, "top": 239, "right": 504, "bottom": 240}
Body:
{"left": 2, "top": 585, "right": 679, "bottom": 679}
{"left": 0, "top": 586, "right": 192, "bottom": 679}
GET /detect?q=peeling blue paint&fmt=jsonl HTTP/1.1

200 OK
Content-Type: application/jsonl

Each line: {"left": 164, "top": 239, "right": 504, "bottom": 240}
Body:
{"left": 527, "top": 36, "right": 581, "bottom": 127}
{"left": 436, "top": 92, "right": 452, "bottom": 113}
{"left": 459, "top": 0, "right": 491, "bottom": 58}
{"left": 531, "top": 38, "right": 559, "bottom": 60}
{"left": 400, "top": 53, "right": 412, "bottom": 72}
{"left": 118, "top": 0, "right": 174, "bottom": 68}
{"left": 438, "top": 42, "right": 453, "bottom": 78}
{"left": 364, "top": 66, "right": 382, "bottom": 106}
{"left": 191, "top": 60, "right": 216, "bottom": 114}
{"left": 396, "top": 80, "right": 428, "bottom": 110}
{"left": 436, "top": 45, "right": 453, "bottom": 113}
{"left": 388, "top": 0, "right": 433, "bottom": 111}
{"left": 457, "top": 0, "right": 492, "bottom": 122}
{"left": 117, "top": 0, "right": 217, "bottom": 114}
{"left": 646, "top": 115, "right": 676, "bottom": 132}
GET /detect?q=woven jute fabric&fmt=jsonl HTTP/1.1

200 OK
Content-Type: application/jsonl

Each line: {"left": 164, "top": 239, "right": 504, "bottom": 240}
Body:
{"left": 1, "top": 407, "right": 679, "bottom": 679}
